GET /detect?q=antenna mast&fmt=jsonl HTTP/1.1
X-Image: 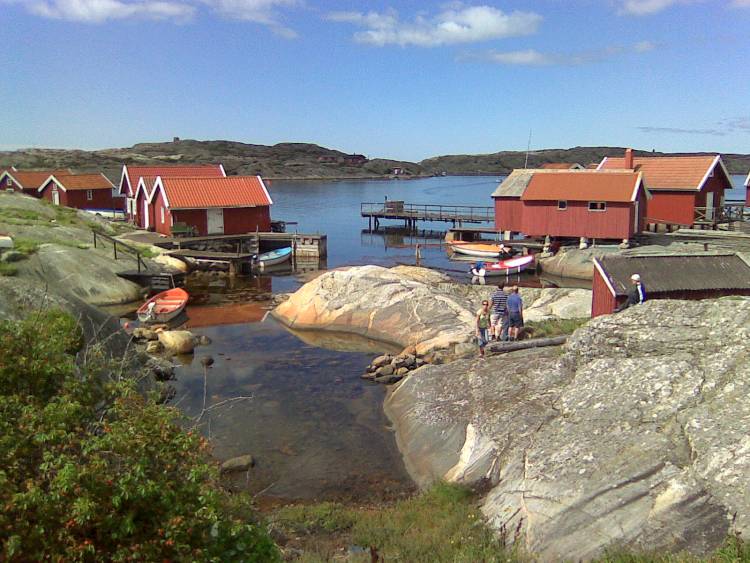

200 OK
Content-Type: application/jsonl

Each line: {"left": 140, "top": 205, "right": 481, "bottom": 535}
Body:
{"left": 524, "top": 129, "right": 532, "bottom": 169}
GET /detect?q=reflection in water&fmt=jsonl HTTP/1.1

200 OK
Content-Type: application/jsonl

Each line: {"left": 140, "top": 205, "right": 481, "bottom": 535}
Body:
{"left": 169, "top": 272, "right": 414, "bottom": 502}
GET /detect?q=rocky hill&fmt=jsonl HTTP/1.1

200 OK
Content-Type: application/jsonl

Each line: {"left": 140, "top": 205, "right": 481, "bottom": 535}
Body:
{"left": 421, "top": 146, "right": 750, "bottom": 175}
{"left": 0, "top": 140, "right": 423, "bottom": 182}
{"left": 2, "top": 141, "right": 748, "bottom": 181}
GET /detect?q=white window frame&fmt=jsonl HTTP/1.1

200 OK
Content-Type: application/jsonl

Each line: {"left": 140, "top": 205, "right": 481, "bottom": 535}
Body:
{"left": 7, "top": 178, "right": 13, "bottom": 187}
{"left": 588, "top": 201, "right": 607, "bottom": 212}
{"left": 160, "top": 207, "right": 165, "bottom": 224}
{"left": 557, "top": 200, "right": 568, "bottom": 210}
{"left": 86, "top": 189, "right": 93, "bottom": 201}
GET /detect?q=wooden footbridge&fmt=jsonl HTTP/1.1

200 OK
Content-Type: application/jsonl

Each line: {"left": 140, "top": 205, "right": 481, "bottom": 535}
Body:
{"left": 361, "top": 201, "right": 494, "bottom": 229}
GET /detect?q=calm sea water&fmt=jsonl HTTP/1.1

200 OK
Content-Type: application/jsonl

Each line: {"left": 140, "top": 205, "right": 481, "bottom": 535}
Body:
{"left": 168, "top": 174, "right": 748, "bottom": 502}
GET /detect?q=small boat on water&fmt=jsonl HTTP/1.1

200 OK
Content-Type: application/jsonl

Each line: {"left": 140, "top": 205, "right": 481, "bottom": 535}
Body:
{"left": 137, "top": 288, "right": 189, "bottom": 324}
{"left": 470, "top": 255, "right": 536, "bottom": 277}
{"left": 257, "top": 246, "right": 292, "bottom": 269}
{"left": 448, "top": 241, "right": 507, "bottom": 258}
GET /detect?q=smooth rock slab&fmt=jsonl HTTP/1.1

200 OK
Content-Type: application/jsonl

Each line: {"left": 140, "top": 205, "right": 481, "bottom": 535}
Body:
{"left": 386, "top": 298, "right": 750, "bottom": 560}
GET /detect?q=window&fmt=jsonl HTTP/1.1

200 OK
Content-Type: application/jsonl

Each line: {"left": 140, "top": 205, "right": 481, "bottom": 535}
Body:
{"left": 160, "top": 207, "right": 165, "bottom": 224}
{"left": 86, "top": 190, "right": 93, "bottom": 201}
{"left": 589, "top": 201, "right": 607, "bottom": 212}
{"left": 557, "top": 200, "right": 567, "bottom": 210}
{"left": 7, "top": 179, "right": 12, "bottom": 187}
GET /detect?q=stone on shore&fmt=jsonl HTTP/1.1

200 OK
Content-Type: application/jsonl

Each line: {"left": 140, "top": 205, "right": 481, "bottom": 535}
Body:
{"left": 157, "top": 330, "right": 196, "bottom": 354}
{"left": 273, "top": 265, "right": 591, "bottom": 356}
{"left": 385, "top": 298, "right": 750, "bottom": 560}
{"left": 221, "top": 454, "right": 255, "bottom": 473}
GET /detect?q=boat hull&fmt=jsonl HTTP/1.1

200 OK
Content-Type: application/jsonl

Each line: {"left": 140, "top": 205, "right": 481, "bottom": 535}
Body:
{"left": 473, "top": 255, "right": 536, "bottom": 276}
{"left": 449, "top": 242, "right": 502, "bottom": 258}
{"left": 258, "top": 247, "right": 292, "bottom": 268}
{"left": 137, "top": 288, "right": 189, "bottom": 324}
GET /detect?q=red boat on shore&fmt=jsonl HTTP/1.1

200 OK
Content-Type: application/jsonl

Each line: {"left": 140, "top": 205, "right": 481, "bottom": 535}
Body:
{"left": 470, "top": 255, "right": 535, "bottom": 277}
{"left": 137, "top": 288, "right": 189, "bottom": 324}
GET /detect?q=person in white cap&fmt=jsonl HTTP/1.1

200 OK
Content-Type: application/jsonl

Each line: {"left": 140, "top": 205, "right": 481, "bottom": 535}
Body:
{"left": 616, "top": 273, "right": 646, "bottom": 312}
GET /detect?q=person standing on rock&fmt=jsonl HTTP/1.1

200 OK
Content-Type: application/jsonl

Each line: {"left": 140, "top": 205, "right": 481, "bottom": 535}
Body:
{"left": 476, "top": 300, "right": 491, "bottom": 358}
{"left": 490, "top": 284, "right": 509, "bottom": 341}
{"left": 507, "top": 286, "right": 524, "bottom": 341}
{"left": 615, "top": 273, "right": 646, "bottom": 312}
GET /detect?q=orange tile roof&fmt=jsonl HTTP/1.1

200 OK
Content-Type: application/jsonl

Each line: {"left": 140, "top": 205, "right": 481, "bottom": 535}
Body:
{"left": 4, "top": 169, "right": 70, "bottom": 188}
{"left": 123, "top": 164, "right": 225, "bottom": 196}
{"left": 53, "top": 173, "right": 114, "bottom": 190}
{"left": 522, "top": 171, "right": 642, "bottom": 203}
{"left": 599, "top": 155, "right": 722, "bottom": 191}
{"left": 158, "top": 176, "right": 272, "bottom": 209}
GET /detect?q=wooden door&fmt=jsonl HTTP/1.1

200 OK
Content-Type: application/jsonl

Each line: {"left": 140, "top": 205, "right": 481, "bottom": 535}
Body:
{"left": 207, "top": 208, "right": 224, "bottom": 234}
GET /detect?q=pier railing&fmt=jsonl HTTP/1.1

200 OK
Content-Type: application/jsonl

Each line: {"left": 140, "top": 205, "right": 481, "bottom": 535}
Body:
{"left": 93, "top": 230, "right": 149, "bottom": 272}
{"left": 361, "top": 202, "right": 494, "bottom": 223}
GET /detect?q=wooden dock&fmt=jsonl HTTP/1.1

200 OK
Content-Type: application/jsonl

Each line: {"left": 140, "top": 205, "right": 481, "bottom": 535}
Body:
{"left": 361, "top": 201, "right": 494, "bottom": 229}
{"left": 155, "top": 232, "right": 327, "bottom": 259}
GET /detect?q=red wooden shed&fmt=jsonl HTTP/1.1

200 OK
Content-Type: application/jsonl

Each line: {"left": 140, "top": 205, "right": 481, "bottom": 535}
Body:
{"left": 134, "top": 176, "right": 157, "bottom": 230}
{"left": 118, "top": 164, "right": 226, "bottom": 222}
{"left": 592, "top": 253, "right": 750, "bottom": 317}
{"left": 148, "top": 176, "right": 273, "bottom": 236}
{"left": 598, "top": 149, "right": 732, "bottom": 227}
{"left": 0, "top": 169, "right": 71, "bottom": 196}
{"left": 38, "top": 173, "right": 116, "bottom": 212}
{"left": 491, "top": 169, "right": 533, "bottom": 234}
{"left": 520, "top": 171, "right": 647, "bottom": 242}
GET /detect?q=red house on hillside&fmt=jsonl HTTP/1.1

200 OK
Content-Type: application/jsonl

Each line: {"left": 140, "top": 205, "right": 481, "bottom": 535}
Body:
{"left": 493, "top": 169, "right": 648, "bottom": 242}
{"left": 598, "top": 149, "right": 732, "bottom": 227}
{"left": 147, "top": 176, "right": 272, "bottom": 236}
{"left": 38, "top": 173, "right": 116, "bottom": 211}
{"left": 118, "top": 164, "right": 226, "bottom": 222}
{"left": 0, "top": 169, "right": 71, "bottom": 196}
{"left": 592, "top": 253, "right": 750, "bottom": 317}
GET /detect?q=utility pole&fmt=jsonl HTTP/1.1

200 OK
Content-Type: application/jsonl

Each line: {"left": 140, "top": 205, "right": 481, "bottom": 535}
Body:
{"left": 524, "top": 129, "right": 532, "bottom": 169}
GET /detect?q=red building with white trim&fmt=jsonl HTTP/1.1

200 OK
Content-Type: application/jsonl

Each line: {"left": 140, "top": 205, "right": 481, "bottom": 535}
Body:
{"left": 0, "top": 169, "right": 71, "bottom": 196}
{"left": 147, "top": 176, "right": 273, "bottom": 236}
{"left": 598, "top": 149, "right": 732, "bottom": 227}
{"left": 38, "top": 173, "right": 116, "bottom": 211}
{"left": 118, "top": 164, "right": 226, "bottom": 222}
{"left": 492, "top": 169, "right": 648, "bottom": 242}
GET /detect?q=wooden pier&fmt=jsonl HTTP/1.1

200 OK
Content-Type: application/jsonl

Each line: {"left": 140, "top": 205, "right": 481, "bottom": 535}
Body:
{"left": 361, "top": 201, "right": 494, "bottom": 229}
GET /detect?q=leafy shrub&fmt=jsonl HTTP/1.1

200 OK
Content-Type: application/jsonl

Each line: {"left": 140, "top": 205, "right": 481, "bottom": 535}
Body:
{"left": 11, "top": 238, "right": 40, "bottom": 256}
{"left": 0, "top": 262, "right": 17, "bottom": 276}
{"left": 0, "top": 310, "right": 279, "bottom": 562}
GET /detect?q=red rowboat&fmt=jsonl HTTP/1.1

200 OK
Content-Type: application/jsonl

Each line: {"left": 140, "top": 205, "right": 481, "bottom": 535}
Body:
{"left": 137, "top": 288, "right": 189, "bottom": 324}
{"left": 470, "top": 255, "right": 535, "bottom": 277}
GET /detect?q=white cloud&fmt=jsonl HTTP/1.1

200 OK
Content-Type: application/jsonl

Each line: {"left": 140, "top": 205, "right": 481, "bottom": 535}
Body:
{"left": 466, "top": 41, "right": 655, "bottom": 66}
{"left": 13, "top": 0, "right": 194, "bottom": 22}
{"left": 204, "top": 0, "right": 299, "bottom": 37}
{"left": 617, "top": 0, "right": 706, "bottom": 15}
{"left": 327, "top": 5, "right": 542, "bottom": 47}
{"left": 5, "top": 0, "right": 299, "bottom": 33}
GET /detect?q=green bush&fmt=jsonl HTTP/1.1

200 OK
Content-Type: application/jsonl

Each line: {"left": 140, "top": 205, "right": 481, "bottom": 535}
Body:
{"left": 12, "top": 238, "right": 40, "bottom": 256}
{"left": 0, "top": 263, "right": 18, "bottom": 276}
{"left": 0, "top": 310, "right": 279, "bottom": 562}
{"left": 524, "top": 317, "right": 588, "bottom": 338}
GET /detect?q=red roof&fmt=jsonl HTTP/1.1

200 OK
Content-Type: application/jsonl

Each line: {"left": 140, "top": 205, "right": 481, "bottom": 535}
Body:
{"left": 48, "top": 173, "right": 114, "bottom": 191}
{"left": 522, "top": 171, "right": 643, "bottom": 203}
{"left": 121, "top": 164, "right": 225, "bottom": 196}
{"left": 155, "top": 176, "right": 273, "bottom": 209}
{"left": 3, "top": 169, "right": 71, "bottom": 189}
{"left": 598, "top": 155, "right": 725, "bottom": 191}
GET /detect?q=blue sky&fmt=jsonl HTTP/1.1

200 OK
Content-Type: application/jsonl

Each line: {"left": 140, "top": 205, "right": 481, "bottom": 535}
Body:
{"left": 1, "top": 0, "right": 748, "bottom": 161}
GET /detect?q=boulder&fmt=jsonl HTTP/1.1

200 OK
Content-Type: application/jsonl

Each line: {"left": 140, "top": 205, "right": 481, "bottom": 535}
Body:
{"left": 539, "top": 247, "right": 616, "bottom": 280}
{"left": 273, "top": 265, "right": 590, "bottom": 356}
{"left": 157, "top": 330, "right": 196, "bottom": 354}
{"left": 395, "top": 367, "right": 409, "bottom": 376}
{"left": 1, "top": 251, "right": 25, "bottom": 263}
{"left": 372, "top": 354, "right": 393, "bottom": 368}
{"left": 145, "top": 340, "right": 163, "bottom": 354}
{"left": 221, "top": 454, "right": 255, "bottom": 473}
{"left": 385, "top": 298, "right": 750, "bottom": 560}
{"left": 375, "top": 373, "right": 402, "bottom": 385}
{"left": 133, "top": 327, "right": 157, "bottom": 341}
{"left": 376, "top": 365, "right": 394, "bottom": 377}
{"left": 151, "top": 252, "right": 190, "bottom": 273}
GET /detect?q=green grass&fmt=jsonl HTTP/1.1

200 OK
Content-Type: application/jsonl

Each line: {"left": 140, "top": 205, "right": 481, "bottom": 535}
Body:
{"left": 597, "top": 532, "right": 750, "bottom": 562}
{"left": 524, "top": 317, "right": 588, "bottom": 338}
{"left": 12, "top": 238, "right": 40, "bottom": 256}
{"left": 0, "top": 262, "right": 18, "bottom": 276}
{"left": 271, "top": 483, "right": 520, "bottom": 562}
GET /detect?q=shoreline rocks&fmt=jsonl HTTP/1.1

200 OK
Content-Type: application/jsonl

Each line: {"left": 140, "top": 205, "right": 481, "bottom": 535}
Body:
{"left": 385, "top": 298, "right": 750, "bottom": 559}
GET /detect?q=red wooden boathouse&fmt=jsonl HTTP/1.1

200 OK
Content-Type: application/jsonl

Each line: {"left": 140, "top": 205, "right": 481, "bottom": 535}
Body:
{"left": 598, "top": 149, "right": 732, "bottom": 227}
{"left": 0, "top": 169, "right": 71, "bottom": 196}
{"left": 148, "top": 176, "right": 272, "bottom": 236}
{"left": 591, "top": 253, "right": 750, "bottom": 317}
{"left": 38, "top": 173, "right": 117, "bottom": 211}
{"left": 118, "top": 164, "right": 226, "bottom": 222}
{"left": 134, "top": 176, "right": 157, "bottom": 230}
{"left": 492, "top": 169, "right": 648, "bottom": 242}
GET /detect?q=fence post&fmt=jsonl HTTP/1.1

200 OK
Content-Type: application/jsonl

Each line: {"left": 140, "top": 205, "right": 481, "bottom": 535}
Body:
{"left": 113, "top": 239, "right": 117, "bottom": 260}
{"left": 93, "top": 231, "right": 97, "bottom": 248}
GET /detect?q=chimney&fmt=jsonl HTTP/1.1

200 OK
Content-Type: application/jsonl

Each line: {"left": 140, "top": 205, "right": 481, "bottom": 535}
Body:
{"left": 624, "top": 148, "right": 634, "bottom": 169}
